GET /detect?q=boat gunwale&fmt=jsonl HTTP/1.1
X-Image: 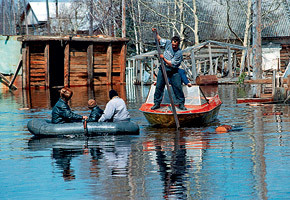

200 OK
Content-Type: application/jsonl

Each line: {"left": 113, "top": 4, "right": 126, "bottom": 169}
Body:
{"left": 139, "top": 94, "right": 222, "bottom": 115}
{"left": 141, "top": 103, "right": 222, "bottom": 115}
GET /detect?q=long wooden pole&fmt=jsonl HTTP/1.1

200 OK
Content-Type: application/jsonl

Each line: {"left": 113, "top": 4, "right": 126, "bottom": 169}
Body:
{"left": 153, "top": 30, "right": 180, "bottom": 129}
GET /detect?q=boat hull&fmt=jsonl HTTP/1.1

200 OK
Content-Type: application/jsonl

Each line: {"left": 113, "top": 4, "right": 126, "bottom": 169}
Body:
{"left": 142, "top": 104, "right": 221, "bottom": 127}
{"left": 27, "top": 119, "right": 140, "bottom": 137}
{"left": 139, "top": 93, "right": 222, "bottom": 127}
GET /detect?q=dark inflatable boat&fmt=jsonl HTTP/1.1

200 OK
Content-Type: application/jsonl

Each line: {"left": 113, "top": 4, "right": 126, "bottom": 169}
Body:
{"left": 27, "top": 119, "right": 140, "bottom": 137}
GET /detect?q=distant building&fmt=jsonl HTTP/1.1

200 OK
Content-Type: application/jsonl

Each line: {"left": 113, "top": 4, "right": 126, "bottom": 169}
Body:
{"left": 19, "top": 1, "right": 90, "bottom": 35}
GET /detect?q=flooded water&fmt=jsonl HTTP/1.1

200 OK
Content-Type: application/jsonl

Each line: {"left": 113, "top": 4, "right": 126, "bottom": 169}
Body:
{"left": 0, "top": 84, "right": 289, "bottom": 199}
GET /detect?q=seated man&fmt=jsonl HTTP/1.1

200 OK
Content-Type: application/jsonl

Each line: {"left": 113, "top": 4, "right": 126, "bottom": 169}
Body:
{"left": 98, "top": 90, "right": 130, "bottom": 122}
{"left": 87, "top": 99, "right": 104, "bottom": 122}
{"left": 51, "top": 87, "right": 87, "bottom": 124}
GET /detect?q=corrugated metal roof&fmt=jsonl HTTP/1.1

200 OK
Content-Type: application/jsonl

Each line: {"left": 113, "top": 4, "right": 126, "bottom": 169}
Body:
{"left": 197, "top": 0, "right": 290, "bottom": 40}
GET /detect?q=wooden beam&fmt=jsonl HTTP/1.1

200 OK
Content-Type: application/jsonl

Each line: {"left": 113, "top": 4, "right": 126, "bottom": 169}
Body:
{"left": 26, "top": 45, "right": 30, "bottom": 89}
{"left": 214, "top": 57, "right": 219, "bottom": 75}
{"left": 22, "top": 47, "right": 27, "bottom": 89}
{"left": 9, "top": 57, "right": 22, "bottom": 89}
{"left": 233, "top": 53, "right": 237, "bottom": 77}
{"left": 191, "top": 50, "right": 197, "bottom": 83}
{"left": 272, "top": 70, "right": 276, "bottom": 97}
{"left": 64, "top": 43, "right": 70, "bottom": 87}
{"left": 0, "top": 72, "right": 17, "bottom": 90}
{"left": 244, "top": 78, "right": 287, "bottom": 84}
{"left": 44, "top": 43, "right": 50, "bottom": 88}
{"left": 208, "top": 43, "right": 213, "bottom": 75}
{"left": 106, "top": 43, "right": 112, "bottom": 85}
{"left": 227, "top": 47, "right": 232, "bottom": 78}
{"left": 150, "top": 58, "right": 154, "bottom": 83}
{"left": 87, "top": 44, "right": 94, "bottom": 86}
{"left": 120, "top": 43, "right": 127, "bottom": 84}
{"left": 20, "top": 35, "right": 129, "bottom": 43}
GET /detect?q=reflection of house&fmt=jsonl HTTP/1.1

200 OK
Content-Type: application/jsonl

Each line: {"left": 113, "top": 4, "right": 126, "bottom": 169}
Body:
{"left": 20, "top": 35, "right": 128, "bottom": 88}
{"left": 19, "top": 2, "right": 90, "bottom": 35}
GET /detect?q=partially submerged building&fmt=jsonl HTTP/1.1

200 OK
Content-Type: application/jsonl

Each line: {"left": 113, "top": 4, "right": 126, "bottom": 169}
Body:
{"left": 20, "top": 35, "right": 128, "bottom": 89}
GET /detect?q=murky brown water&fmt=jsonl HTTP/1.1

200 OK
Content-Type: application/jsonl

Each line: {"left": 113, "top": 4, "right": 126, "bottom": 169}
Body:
{"left": 0, "top": 84, "right": 289, "bottom": 199}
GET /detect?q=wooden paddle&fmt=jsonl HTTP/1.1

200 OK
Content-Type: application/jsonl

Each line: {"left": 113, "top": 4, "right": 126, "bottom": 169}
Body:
{"left": 153, "top": 30, "right": 180, "bottom": 129}
{"left": 83, "top": 118, "right": 89, "bottom": 147}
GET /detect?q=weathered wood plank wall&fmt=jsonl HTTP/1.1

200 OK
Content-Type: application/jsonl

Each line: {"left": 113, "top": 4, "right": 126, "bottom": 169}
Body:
{"left": 280, "top": 45, "right": 290, "bottom": 71}
{"left": 21, "top": 36, "right": 128, "bottom": 88}
{"left": 70, "top": 43, "right": 88, "bottom": 86}
{"left": 29, "top": 43, "right": 46, "bottom": 87}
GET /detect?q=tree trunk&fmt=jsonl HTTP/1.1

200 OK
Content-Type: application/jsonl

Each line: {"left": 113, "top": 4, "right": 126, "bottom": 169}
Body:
{"left": 122, "top": 0, "right": 126, "bottom": 38}
{"left": 23, "top": 0, "right": 29, "bottom": 35}
{"left": 252, "top": 0, "right": 262, "bottom": 97}
{"left": 46, "top": 0, "right": 50, "bottom": 35}
{"left": 193, "top": 0, "right": 199, "bottom": 44}
{"left": 177, "top": 0, "right": 185, "bottom": 49}
{"left": 130, "top": 0, "right": 140, "bottom": 54}
{"left": 137, "top": 0, "right": 144, "bottom": 53}
{"left": 240, "top": 0, "right": 251, "bottom": 74}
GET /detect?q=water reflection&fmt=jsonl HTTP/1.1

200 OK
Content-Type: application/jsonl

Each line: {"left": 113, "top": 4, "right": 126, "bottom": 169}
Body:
{"left": 1, "top": 84, "right": 290, "bottom": 199}
{"left": 15, "top": 85, "right": 129, "bottom": 110}
{"left": 142, "top": 128, "right": 215, "bottom": 199}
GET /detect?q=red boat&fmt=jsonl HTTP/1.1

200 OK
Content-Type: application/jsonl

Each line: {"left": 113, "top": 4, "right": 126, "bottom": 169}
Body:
{"left": 139, "top": 85, "right": 222, "bottom": 127}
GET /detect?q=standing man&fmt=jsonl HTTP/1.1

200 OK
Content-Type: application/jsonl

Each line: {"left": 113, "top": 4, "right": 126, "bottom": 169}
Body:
{"left": 151, "top": 28, "right": 186, "bottom": 110}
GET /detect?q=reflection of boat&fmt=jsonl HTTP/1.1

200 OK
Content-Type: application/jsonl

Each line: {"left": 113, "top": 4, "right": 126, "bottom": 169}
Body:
{"left": 139, "top": 85, "right": 222, "bottom": 127}
{"left": 27, "top": 119, "right": 139, "bottom": 137}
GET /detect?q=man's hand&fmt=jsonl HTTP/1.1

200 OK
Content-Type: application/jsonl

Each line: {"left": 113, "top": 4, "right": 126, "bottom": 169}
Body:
{"left": 152, "top": 28, "right": 157, "bottom": 32}
{"left": 160, "top": 54, "right": 164, "bottom": 59}
{"left": 83, "top": 116, "right": 88, "bottom": 120}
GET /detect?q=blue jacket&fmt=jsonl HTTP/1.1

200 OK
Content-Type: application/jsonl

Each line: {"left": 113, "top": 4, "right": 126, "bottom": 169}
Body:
{"left": 88, "top": 106, "right": 104, "bottom": 122}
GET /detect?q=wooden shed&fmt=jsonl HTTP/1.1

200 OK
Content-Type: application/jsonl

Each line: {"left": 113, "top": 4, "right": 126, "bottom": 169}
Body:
{"left": 19, "top": 35, "right": 129, "bottom": 89}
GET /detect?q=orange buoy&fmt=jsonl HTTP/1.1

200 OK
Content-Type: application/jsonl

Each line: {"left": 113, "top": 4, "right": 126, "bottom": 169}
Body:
{"left": 215, "top": 125, "right": 232, "bottom": 133}
{"left": 263, "top": 112, "right": 283, "bottom": 116}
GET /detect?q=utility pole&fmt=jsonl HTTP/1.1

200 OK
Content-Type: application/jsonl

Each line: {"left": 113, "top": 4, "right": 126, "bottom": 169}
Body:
{"left": 252, "top": 0, "right": 262, "bottom": 97}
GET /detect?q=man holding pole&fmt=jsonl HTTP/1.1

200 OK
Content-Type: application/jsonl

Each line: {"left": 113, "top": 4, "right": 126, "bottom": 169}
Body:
{"left": 151, "top": 28, "right": 186, "bottom": 110}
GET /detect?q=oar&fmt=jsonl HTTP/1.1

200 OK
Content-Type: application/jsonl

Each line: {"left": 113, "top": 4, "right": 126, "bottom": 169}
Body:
{"left": 153, "top": 30, "right": 180, "bottom": 129}
{"left": 199, "top": 87, "right": 209, "bottom": 104}
{"left": 83, "top": 118, "right": 89, "bottom": 147}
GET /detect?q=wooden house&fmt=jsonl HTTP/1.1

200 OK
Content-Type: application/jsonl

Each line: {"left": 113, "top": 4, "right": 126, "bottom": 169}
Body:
{"left": 19, "top": 35, "right": 128, "bottom": 88}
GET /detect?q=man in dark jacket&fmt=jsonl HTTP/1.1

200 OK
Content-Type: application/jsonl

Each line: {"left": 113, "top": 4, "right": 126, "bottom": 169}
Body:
{"left": 52, "top": 87, "right": 88, "bottom": 124}
{"left": 87, "top": 99, "right": 104, "bottom": 122}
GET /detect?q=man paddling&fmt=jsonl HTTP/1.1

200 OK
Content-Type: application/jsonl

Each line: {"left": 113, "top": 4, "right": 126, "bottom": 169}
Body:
{"left": 151, "top": 28, "right": 186, "bottom": 110}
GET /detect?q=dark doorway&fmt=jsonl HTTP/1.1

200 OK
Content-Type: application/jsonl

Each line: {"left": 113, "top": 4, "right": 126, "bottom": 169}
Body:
{"left": 49, "top": 41, "right": 64, "bottom": 88}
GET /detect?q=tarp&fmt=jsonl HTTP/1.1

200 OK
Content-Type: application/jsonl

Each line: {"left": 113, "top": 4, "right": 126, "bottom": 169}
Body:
{"left": 0, "top": 36, "right": 22, "bottom": 74}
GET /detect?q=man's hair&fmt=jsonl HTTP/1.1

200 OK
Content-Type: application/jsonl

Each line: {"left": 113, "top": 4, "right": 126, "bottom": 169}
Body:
{"left": 171, "top": 36, "right": 180, "bottom": 44}
{"left": 109, "top": 89, "right": 118, "bottom": 99}
{"left": 60, "top": 87, "right": 73, "bottom": 101}
{"left": 88, "top": 99, "right": 97, "bottom": 109}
